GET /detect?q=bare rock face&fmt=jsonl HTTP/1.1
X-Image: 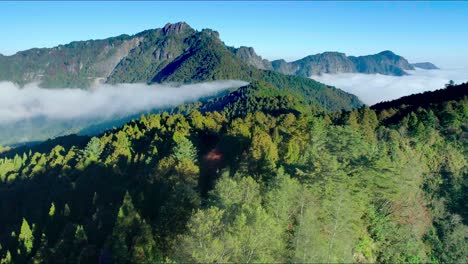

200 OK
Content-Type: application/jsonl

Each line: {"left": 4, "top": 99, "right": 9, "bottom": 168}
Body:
{"left": 93, "top": 37, "right": 143, "bottom": 78}
{"left": 162, "top": 22, "right": 190, "bottom": 35}
{"left": 234, "top": 47, "right": 272, "bottom": 70}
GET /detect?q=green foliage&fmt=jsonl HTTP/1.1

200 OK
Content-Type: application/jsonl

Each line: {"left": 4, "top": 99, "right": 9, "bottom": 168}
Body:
{"left": 172, "top": 137, "right": 197, "bottom": 162}
{"left": 19, "top": 218, "right": 34, "bottom": 254}
{"left": 82, "top": 137, "right": 102, "bottom": 163}
{"left": 0, "top": 250, "right": 11, "bottom": 264}
{"left": 110, "top": 192, "right": 160, "bottom": 264}
{"left": 176, "top": 176, "right": 285, "bottom": 263}
{"left": 48, "top": 202, "right": 55, "bottom": 217}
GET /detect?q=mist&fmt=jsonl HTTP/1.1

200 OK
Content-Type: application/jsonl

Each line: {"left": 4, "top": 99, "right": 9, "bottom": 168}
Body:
{"left": 311, "top": 68, "right": 468, "bottom": 105}
{"left": 0, "top": 80, "right": 248, "bottom": 124}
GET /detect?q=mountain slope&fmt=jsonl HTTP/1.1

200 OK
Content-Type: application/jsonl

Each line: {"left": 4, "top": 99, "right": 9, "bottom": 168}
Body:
{"left": 372, "top": 82, "right": 468, "bottom": 111}
{"left": 0, "top": 34, "right": 140, "bottom": 87}
{"left": 349, "top": 50, "right": 414, "bottom": 76}
{"left": 371, "top": 82, "right": 468, "bottom": 128}
{"left": 411, "top": 62, "right": 439, "bottom": 70}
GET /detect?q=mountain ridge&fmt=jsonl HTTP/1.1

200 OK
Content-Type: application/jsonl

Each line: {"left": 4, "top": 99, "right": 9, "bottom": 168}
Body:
{"left": 0, "top": 22, "right": 437, "bottom": 88}
{"left": 236, "top": 48, "right": 429, "bottom": 76}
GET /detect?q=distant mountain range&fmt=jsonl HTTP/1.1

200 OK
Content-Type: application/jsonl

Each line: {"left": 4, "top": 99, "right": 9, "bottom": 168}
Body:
{"left": 0, "top": 22, "right": 438, "bottom": 89}
{"left": 235, "top": 48, "right": 440, "bottom": 76}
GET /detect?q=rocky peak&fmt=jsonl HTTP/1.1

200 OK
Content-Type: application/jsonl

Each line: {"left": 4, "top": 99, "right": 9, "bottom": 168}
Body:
{"left": 234, "top": 46, "right": 272, "bottom": 70}
{"left": 320, "top": 51, "right": 347, "bottom": 57}
{"left": 235, "top": 46, "right": 260, "bottom": 59}
{"left": 377, "top": 50, "right": 397, "bottom": 58}
{"left": 201, "top": 28, "right": 220, "bottom": 39}
{"left": 162, "top": 22, "right": 191, "bottom": 35}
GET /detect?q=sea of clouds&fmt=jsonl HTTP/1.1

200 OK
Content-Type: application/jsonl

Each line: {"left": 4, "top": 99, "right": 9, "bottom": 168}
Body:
{"left": 311, "top": 68, "right": 468, "bottom": 105}
{"left": 0, "top": 80, "right": 248, "bottom": 124}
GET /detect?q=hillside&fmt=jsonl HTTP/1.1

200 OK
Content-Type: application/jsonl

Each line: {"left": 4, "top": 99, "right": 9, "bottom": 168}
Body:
{"left": 0, "top": 83, "right": 466, "bottom": 263}
{"left": 372, "top": 82, "right": 467, "bottom": 110}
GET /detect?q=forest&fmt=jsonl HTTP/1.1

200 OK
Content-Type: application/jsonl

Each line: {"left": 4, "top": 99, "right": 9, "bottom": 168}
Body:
{"left": 0, "top": 82, "right": 466, "bottom": 263}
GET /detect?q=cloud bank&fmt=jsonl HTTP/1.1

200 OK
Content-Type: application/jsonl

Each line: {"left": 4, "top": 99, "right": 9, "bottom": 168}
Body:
{"left": 0, "top": 80, "right": 248, "bottom": 124}
{"left": 311, "top": 68, "right": 468, "bottom": 105}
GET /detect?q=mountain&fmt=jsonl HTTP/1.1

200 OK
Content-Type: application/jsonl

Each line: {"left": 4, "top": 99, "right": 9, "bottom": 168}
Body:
{"left": 0, "top": 80, "right": 466, "bottom": 263}
{"left": 277, "top": 50, "right": 414, "bottom": 76}
{"left": 272, "top": 52, "right": 357, "bottom": 76}
{"left": 0, "top": 22, "right": 203, "bottom": 87}
{"left": 349, "top": 50, "right": 415, "bottom": 75}
{"left": 0, "top": 22, "right": 433, "bottom": 89}
{"left": 0, "top": 33, "right": 140, "bottom": 88}
{"left": 232, "top": 48, "right": 418, "bottom": 77}
{"left": 411, "top": 62, "right": 440, "bottom": 70}
{"left": 230, "top": 46, "right": 272, "bottom": 70}
{"left": 0, "top": 22, "right": 360, "bottom": 109}
{"left": 236, "top": 49, "right": 421, "bottom": 77}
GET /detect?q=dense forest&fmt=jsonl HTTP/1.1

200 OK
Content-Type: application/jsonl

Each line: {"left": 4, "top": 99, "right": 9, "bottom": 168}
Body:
{"left": 0, "top": 82, "right": 466, "bottom": 263}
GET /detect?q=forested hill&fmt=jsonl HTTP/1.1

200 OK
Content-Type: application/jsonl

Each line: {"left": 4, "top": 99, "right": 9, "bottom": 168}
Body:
{"left": 372, "top": 82, "right": 468, "bottom": 111}
{"left": 371, "top": 82, "right": 468, "bottom": 127}
{"left": 0, "top": 81, "right": 466, "bottom": 263}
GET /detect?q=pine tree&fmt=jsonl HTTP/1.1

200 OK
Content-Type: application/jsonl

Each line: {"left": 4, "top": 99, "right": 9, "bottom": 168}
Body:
{"left": 19, "top": 218, "right": 34, "bottom": 254}
{"left": 110, "top": 192, "right": 160, "bottom": 264}
{"left": 48, "top": 202, "right": 55, "bottom": 217}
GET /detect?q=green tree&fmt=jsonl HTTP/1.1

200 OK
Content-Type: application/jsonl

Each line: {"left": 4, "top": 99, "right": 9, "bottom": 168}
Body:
{"left": 48, "top": 202, "right": 55, "bottom": 217}
{"left": 109, "top": 192, "right": 160, "bottom": 264}
{"left": 172, "top": 137, "right": 197, "bottom": 163}
{"left": 249, "top": 131, "right": 279, "bottom": 176}
{"left": 82, "top": 137, "right": 102, "bottom": 162}
{"left": 177, "top": 176, "right": 285, "bottom": 263}
{"left": 19, "top": 218, "right": 34, "bottom": 254}
{"left": 0, "top": 250, "right": 11, "bottom": 264}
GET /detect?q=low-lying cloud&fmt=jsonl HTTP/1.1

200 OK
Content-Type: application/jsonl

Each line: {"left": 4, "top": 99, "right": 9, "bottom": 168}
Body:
{"left": 311, "top": 68, "right": 468, "bottom": 105}
{"left": 0, "top": 80, "right": 248, "bottom": 124}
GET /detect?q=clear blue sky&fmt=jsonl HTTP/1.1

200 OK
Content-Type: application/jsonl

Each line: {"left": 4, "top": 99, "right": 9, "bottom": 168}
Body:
{"left": 2, "top": 1, "right": 468, "bottom": 68}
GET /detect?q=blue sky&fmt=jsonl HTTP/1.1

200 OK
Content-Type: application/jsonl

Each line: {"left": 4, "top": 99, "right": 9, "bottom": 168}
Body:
{"left": 2, "top": 1, "right": 468, "bottom": 67}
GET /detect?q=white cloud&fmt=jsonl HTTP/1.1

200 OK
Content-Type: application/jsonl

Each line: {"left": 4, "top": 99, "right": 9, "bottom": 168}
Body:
{"left": 0, "top": 80, "right": 248, "bottom": 124}
{"left": 311, "top": 68, "right": 468, "bottom": 105}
